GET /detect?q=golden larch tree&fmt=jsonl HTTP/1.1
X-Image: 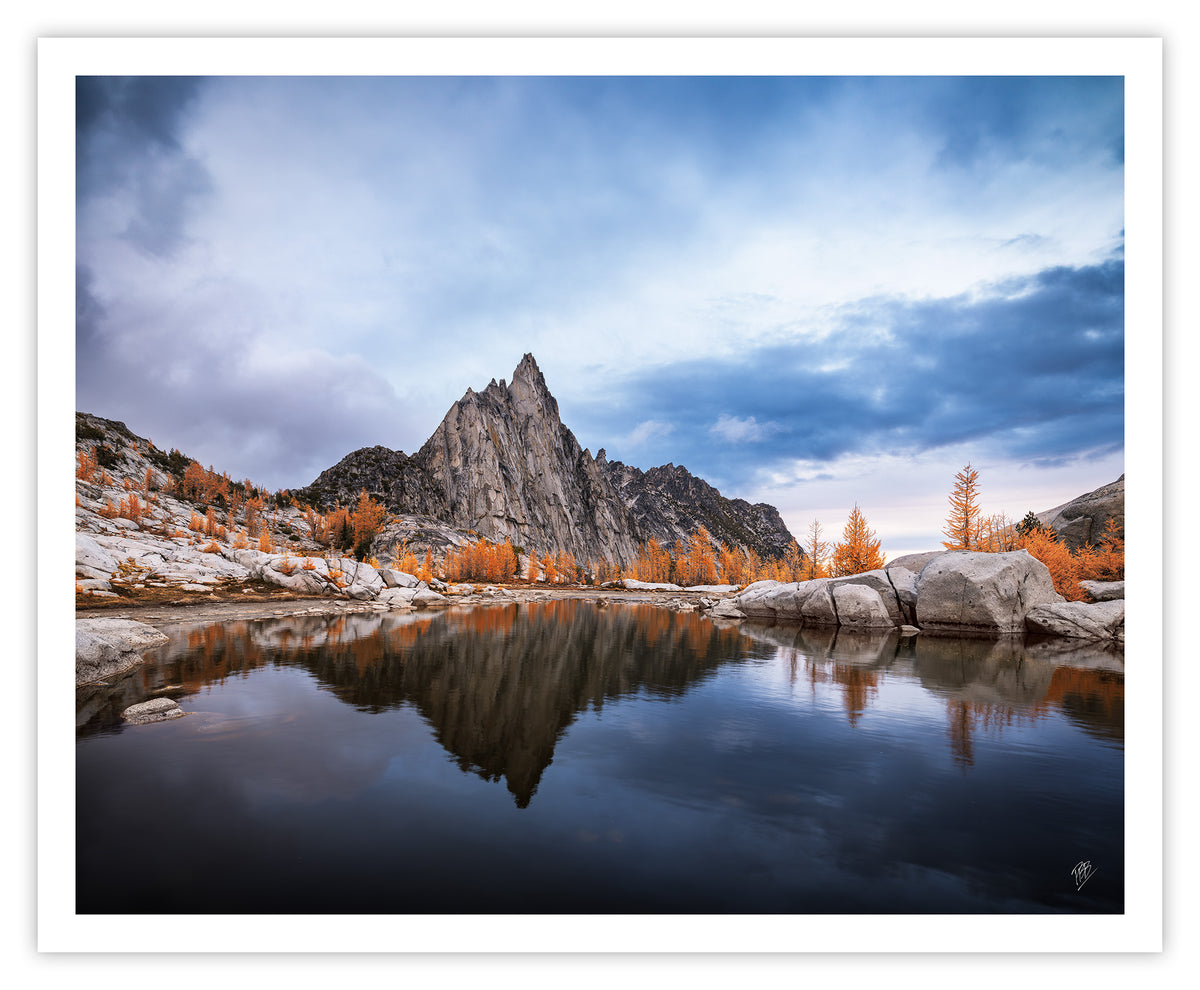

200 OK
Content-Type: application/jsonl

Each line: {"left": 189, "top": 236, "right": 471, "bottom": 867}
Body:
{"left": 717, "top": 544, "right": 744, "bottom": 586}
{"left": 781, "top": 539, "right": 804, "bottom": 582}
{"left": 352, "top": 489, "right": 387, "bottom": 559}
{"left": 831, "top": 504, "right": 885, "bottom": 577}
{"left": 942, "top": 463, "right": 982, "bottom": 550}
{"left": 1016, "top": 526, "right": 1086, "bottom": 601}
{"left": 687, "top": 527, "right": 718, "bottom": 586}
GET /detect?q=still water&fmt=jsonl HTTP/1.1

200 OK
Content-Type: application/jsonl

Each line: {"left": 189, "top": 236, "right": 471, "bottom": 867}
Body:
{"left": 76, "top": 600, "right": 1123, "bottom": 914}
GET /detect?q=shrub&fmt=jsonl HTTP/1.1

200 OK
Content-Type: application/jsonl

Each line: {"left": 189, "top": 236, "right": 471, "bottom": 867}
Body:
{"left": 76, "top": 448, "right": 99, "bottom": 482}
{"left": 118, "top": 494, "right": 143, "bottom": 524}
{"left": 1017, "top": 527, "right": 1086, "bottom": 601}
{"left": 1078, "top": 517, "right": 1124, "bottom": 583}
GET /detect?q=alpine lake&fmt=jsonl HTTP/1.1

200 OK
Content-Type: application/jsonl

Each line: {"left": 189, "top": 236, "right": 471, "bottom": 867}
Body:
{"left": 76, "top": 598, "right": 1124, "bottom": 914}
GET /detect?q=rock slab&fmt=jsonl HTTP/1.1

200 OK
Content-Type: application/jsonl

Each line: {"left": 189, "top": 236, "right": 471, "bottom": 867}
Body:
{"left": 1025, "top": 600, "right": 1125, "bottom": 643}
{"left": 76, "top": 618, "right": 169, "bottom": 685}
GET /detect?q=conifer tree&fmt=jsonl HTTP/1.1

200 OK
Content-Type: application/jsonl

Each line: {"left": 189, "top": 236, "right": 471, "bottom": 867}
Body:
{"left": 831, "top": 504, "right": 885, "bottom": 576}
{"left": 687, "top": 527, "right": 718, "bottom": 586}
{"left": 942, "top": 463, "right": 982, "bottom": 550}
{"left": 804, "top": 519, "right": 829, "bottom": 580}
{"left": 352, "top": 489, "right": 386, "bottom": 561}
{"left": 782, "top": 538, "right": 804, "bottom": 582}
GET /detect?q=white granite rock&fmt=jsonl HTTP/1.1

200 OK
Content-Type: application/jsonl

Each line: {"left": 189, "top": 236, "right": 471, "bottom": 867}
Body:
{"left": 76, "top": 618, "right": 169, "bottom": 685}
{"left": 122, "top": 697, "right": 185, "bottom": 724}
{"left": 1025, "top": 600, "right": 1125, "bottom": 642}
{"left": 916, "top": 550, "right": 1063, "bottom": 635}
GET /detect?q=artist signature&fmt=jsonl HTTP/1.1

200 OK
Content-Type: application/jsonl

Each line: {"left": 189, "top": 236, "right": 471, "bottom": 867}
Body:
{"left": 1071, "top": 860, "right": 1097, "bottom": 891}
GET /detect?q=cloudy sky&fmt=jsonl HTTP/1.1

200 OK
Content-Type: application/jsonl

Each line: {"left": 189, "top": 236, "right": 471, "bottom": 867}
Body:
{"left": 75, "top": 72, "right": 1125, "bottom": 558}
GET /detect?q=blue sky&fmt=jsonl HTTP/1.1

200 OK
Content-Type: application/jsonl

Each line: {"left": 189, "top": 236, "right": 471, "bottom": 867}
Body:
{"left": 75, "top": 73, "right": 1125, "bottom": 557}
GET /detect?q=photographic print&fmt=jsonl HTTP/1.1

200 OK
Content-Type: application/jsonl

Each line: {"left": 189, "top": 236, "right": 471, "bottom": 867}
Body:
{"left": 46, "top": 38, "right": 1161, "bottom": 953}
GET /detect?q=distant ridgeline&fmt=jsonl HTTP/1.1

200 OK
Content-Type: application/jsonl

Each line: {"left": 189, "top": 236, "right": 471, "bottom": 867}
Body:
{"left": 294, "top": 354, "right": 798, "bottom": 567}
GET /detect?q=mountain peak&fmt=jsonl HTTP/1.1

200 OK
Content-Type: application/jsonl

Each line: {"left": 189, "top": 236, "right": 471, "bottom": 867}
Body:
{"left": 512, "top": 353, "right": 543, "bottom": 388}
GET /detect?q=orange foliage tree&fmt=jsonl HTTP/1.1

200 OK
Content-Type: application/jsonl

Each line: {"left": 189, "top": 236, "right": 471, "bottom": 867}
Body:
{"left": 1016, "top": 526, "right": 1086, "bottom": 601}
{"left": 942, "top": 463, "right": 982, "bottom": 550}
{"left": 393, "top": 539, "right": 421, "bottom": 576}
{"left": 717, "top": 544, "right": 745, "bottom": 586}
{"left": 975, "top": 512, "right": 1019, "bottom": 552}
{"left": 781, "top": 538, "right": 804, "bottom": 582}
{"left": 831, "top": 504, "right": 885, "bottom": 577}
{"left": 632, "top": 538, "right": 672, "bottom": 584}
{"left": 352, "top": 488, "right": 387, "bottom": 560}
{"left": 76, "top": 448, "right": 99, "bottom": 482}
{"left": 1078, "top": 517, "right": 1124, "bottom": 582}
{"left": 683, "top": 527, "right": 718, "bottom": 586}
{"left": 119, "top": 494, "right": 144, "bottom": 525}
{"left": 442, "top": 537, "right": 520, "bottom": 583}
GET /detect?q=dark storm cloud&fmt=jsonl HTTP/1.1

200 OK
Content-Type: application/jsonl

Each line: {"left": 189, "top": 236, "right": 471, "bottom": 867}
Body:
{"left": 76, "top": 76, "right": 212, "bottom": 257}
{"left": 75, "top": 263, "right": 105, "bottom": 363}
{"left": 583, "top": 257, "right": 1123, "bottom": 486}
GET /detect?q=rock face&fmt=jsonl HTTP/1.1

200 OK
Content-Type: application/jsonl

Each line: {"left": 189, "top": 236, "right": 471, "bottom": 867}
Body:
{"left": 296, "top": 354, "right": 797, "bottom": 567}
{"left": 1037, "top": 475, "right": 1124, "bottom": 552}
{"left": 418, "top": 355, "right": 642, "bottom": 565}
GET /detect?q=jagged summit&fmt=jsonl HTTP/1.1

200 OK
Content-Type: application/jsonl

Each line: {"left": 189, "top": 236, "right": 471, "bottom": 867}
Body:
{"left": 297, "top": 356, "right": 798, "bottom": 565}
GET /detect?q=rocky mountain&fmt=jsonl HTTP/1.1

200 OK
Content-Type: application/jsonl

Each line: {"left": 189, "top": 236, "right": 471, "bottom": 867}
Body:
{"left": 599, "top": 456, "right": 796, "bottom": 561}
{"left": 298, "top": 354, "right": 797, "bottom": 566}
{"left": 1036, "top": 475, "right": 1124, "bottom": 551}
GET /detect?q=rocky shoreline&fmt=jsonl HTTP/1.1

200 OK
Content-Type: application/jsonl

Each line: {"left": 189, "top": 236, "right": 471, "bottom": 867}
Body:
{"left": 76, "top": 547, "right": 1125, "bottom": 699}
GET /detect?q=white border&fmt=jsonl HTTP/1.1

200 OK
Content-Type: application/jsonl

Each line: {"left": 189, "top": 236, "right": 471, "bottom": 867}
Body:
{"left": 39, "top": 37, "right": 1162, "bottom": 955}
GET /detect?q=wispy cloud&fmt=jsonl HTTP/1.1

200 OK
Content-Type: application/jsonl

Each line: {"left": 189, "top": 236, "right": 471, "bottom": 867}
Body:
{"left": 709, "top": 414, "right": 782, "bottom": 444}
{"left": 625, "top": 420, "right": 676, "bottom": 448}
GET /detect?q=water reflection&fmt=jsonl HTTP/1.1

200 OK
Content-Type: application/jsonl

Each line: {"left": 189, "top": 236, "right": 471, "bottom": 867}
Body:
{"left": 742, "top": 621, "right": 1123, "bottom": 767}
{"left": 80, "top": 603, "right": 749, "bottom": 807}
{"left": 76, "top": 602, "right": 1124, "bottom": 914}
{"left": 79, "top": 603, "right": 1123, "bottom": 806}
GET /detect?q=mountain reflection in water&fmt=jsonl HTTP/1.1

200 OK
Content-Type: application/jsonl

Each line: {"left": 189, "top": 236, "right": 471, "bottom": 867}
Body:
{"left": 79, "top": 601, "right": 1123, "bottom": 807}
